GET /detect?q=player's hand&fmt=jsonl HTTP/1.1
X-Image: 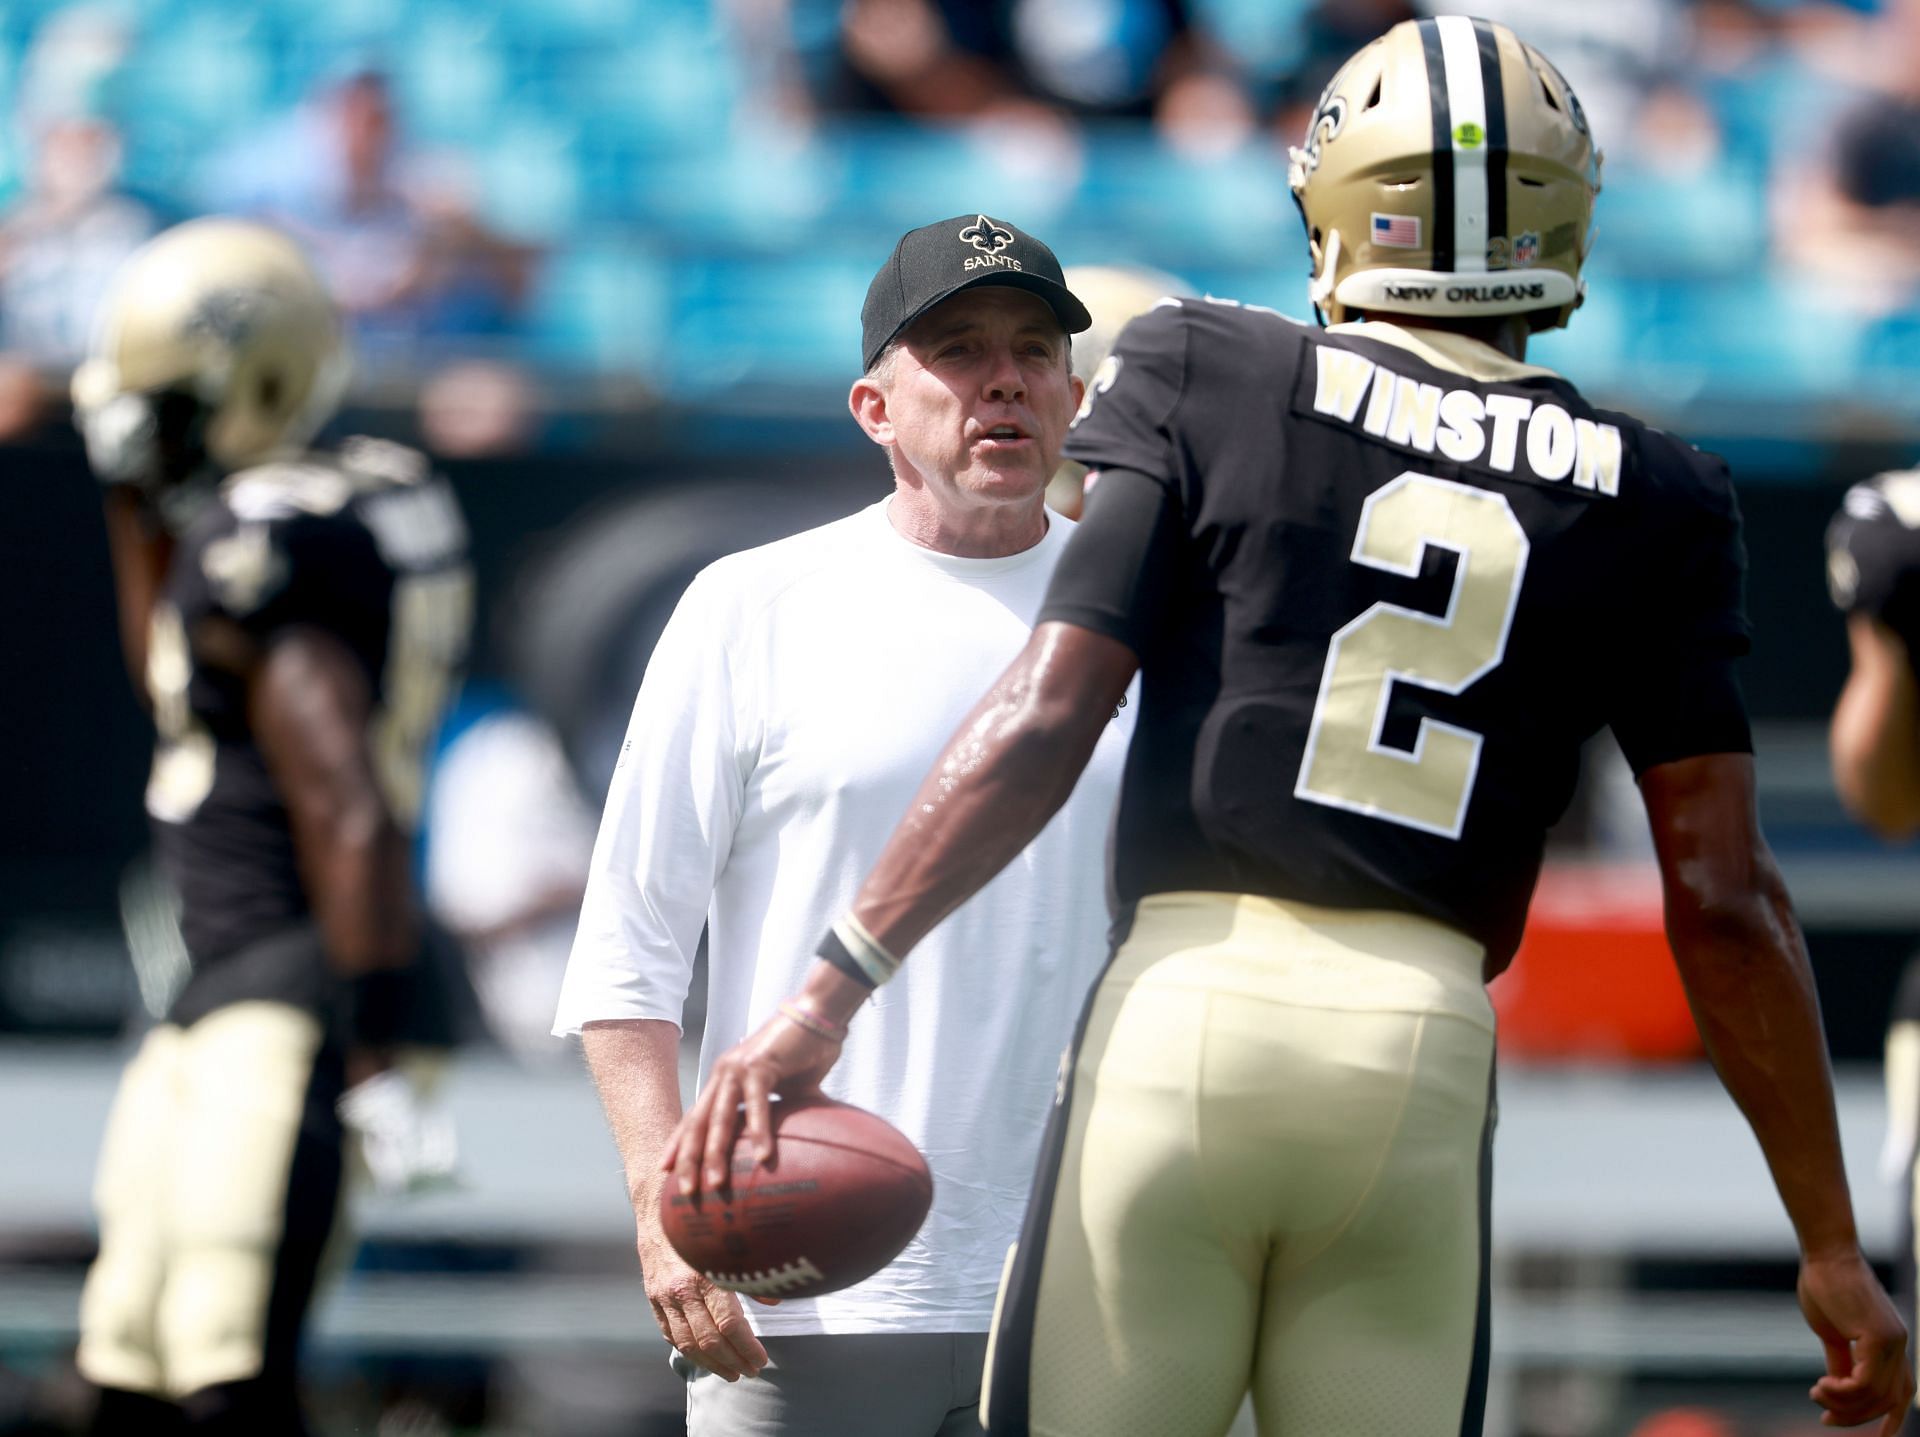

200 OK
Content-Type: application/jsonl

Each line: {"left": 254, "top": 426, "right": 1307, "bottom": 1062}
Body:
{"left": 663, "top": 1008, "right": 842, "bottom": 1197}
{"left": 635, "top": 1206, "right": 771, "bottom": 1381}
{"left": 1797, "top": 1247, "right": 1913, "bottom": 1432}
{"left": 338, "top": 1066, "right": 460, "bottom": 1197}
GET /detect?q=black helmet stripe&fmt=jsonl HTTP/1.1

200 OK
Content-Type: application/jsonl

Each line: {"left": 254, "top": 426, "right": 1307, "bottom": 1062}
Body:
{"left": 1475, "top": 19, "right": 1509, "bottom": 263}
{"left": 1419, "top": 18, "right": 1455, "bottom": 274}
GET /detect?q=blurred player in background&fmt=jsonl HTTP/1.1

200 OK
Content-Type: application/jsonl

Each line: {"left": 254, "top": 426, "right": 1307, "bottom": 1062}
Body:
{"left": 71, "top": 218, "right": 471, "bottom": 1435}
{"left": 1830, "top": 471, "right": 1920, "bottom": 841}
{"left": 1829, "top": 467, "right": 1920, "bottom": 1434}
{"left": 1043, "top": 263, "right": 1190, "bottom": 521}
{"left": 555, "top": 213, "right": 1132, "bottom": 1436}
{"left": 681, "top": 18, "right": 1911, "bottom": 1437}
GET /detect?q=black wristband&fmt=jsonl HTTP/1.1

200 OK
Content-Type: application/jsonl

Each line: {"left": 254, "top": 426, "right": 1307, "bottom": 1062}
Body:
{"left": 816, "top": 930, "right": 879, "bottom": 990}
{"left": 344, "top": 968, "right": 414, "bottom": 1047}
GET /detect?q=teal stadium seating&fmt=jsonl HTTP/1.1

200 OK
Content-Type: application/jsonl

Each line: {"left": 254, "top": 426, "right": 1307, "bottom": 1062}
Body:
{"left": 19, "top": 0, "right": 1920, "bottom": 422}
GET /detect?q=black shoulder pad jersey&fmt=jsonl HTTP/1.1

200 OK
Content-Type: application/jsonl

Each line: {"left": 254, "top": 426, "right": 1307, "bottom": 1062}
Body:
{"left": 1049, "top": 299, "right": 1752, "bottom": 972}
{"left": 146, "top": 437, "right": 472, "bottom": 968}
{"left": 1827, "top": 470, "right": 1920, "bottom": 667}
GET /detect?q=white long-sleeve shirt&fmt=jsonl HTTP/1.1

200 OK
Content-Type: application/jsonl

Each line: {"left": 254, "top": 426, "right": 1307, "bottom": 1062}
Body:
{"left": 555, "top": 497, "right": 1133, "bottom": 1335}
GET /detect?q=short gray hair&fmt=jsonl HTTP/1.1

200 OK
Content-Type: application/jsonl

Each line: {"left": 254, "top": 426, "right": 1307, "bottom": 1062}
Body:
{"left": 864, "top": 340, "right": 904, "bottom": 389}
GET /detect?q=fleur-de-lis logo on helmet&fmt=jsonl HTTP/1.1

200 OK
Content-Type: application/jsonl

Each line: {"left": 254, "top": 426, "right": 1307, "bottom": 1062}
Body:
{"left": 959, "top": 215, "right": 1016, "bottom": 255}
{"left": 186, "top": 287, "right": 265, "bottom": 348}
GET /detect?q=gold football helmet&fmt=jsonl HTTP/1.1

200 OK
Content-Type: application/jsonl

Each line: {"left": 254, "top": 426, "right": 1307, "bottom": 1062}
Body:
{"left": 1288, "top": 17, "right": 1602, "bottom": 330}
{"left": 1049, "top": 263, "right": 1191, "bottom": 519}
{"left": 72, "top": 217, "right": 348, "bottom": 523}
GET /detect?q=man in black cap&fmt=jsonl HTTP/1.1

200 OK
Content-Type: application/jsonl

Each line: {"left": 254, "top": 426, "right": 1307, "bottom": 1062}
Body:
{"left": 555, "top": 214, "right": 1133, "bottom": 1436}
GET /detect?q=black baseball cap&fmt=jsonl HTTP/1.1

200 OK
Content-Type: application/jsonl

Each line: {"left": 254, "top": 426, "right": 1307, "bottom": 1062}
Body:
{"left": 860, "top": 213, "right": 1093, "bottom": 373}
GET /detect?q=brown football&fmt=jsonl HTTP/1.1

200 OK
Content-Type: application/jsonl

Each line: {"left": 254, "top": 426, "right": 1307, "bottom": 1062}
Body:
{"left": 659, "top": 1095, "right": 934, "bottom": 1300}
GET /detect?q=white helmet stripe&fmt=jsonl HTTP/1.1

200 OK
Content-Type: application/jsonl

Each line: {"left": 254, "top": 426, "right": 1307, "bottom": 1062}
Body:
{"left": 1435, "top": 14, "right": 1489, "bottom": 275}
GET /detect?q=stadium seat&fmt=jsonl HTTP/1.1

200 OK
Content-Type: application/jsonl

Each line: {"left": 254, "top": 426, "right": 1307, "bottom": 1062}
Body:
{"left": 662, "top": 254, "right": 867, "bottom": 398}
{"left": 1080, "top": 130, "right": 1292, "bottom": 263}
{"left": 1618, "top": 273, "right": 1862, "bottom": 406}
{"left": 118, "top": 8, "right": 269, "bottom": 132}
{"left": 836, "top": 124, "right": 1081, "bottom": 237}
{"left": 391, "top": 7, "right": 510, "bottom": 147}
{"left": 1597, "top": 163, "right": 1767, "bottom": 278}
{"left": 527, "top": 242, "right": 671, "bottom": 375}
{"left": 1189, "top": 0, "right": 1313, "bottom": 86}
{"left": 475, "top": 114, "right": 584, "bottom": 242}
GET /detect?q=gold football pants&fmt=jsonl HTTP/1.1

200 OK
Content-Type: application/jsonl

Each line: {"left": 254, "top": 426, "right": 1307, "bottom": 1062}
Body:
{"left": 983, "top": 893, "right": 1498, "bottom": 1437}
{"left": 76, "top": 1000, "right": 347, "bottom": 1401}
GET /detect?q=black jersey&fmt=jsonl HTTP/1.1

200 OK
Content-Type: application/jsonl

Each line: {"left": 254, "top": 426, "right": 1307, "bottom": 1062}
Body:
{"left": 1827, "top": 470, "right": 1920, "bottom": 668}
{"left": 146, "top": 437, "right": 471, "bottom": 978}
{"left": 1046, "top": 299, "right": 1752, "bottom": 972}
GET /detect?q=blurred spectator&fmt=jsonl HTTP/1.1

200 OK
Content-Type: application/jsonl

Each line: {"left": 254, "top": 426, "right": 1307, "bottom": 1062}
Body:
{"left": 423, "top": 687, "right": 597, "bottom": 1066}
{"left": 417, "top": 359, "right": 540, "bottom": 458}
{"left": 211, "top": 70, "right": 537, "bottom": 373}
{"left": 1412, "top": 0, "right": 1694, "bottom": 162}
{"left": 0, "top": 117, "right": 157, "bottom": 371}
{"left": 1773, "top": 0, "right": 1920, "bottom": 313}
{"left": 0, "top": 6, "right": 157, "bottom": 439}
{"left": 793, "top": 0, "right": 1255, "bottom": 149}
{"left": 1267, "top": 1, "right": 1418, "bottom": 152}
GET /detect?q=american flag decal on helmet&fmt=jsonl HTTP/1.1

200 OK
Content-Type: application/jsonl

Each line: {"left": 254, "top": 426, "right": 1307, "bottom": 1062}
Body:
{"left": 1372, "top": 214, "right": 1421, "bottom": 249}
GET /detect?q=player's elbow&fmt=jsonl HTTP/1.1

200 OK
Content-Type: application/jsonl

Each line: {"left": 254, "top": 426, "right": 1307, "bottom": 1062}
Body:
{"left": 1663, "top": 852, "right": 1790, "bottom": 957}
{"left": 1001, "top": 686, "right": 1108, "bottom": 796}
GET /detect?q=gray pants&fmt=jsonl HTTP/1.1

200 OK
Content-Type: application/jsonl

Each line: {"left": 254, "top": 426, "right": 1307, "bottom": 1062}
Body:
{"left": 678, "top": 1332, "right": 989, "bottom": 1437}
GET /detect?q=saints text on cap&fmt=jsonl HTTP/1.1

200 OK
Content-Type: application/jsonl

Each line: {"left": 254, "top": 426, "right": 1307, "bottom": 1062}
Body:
{"left": 860, "top": 213, "right": 1093, "bottom": 373}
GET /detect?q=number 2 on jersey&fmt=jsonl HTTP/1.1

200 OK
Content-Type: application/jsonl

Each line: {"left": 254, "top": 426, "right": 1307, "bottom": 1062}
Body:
{"left": 1295, "top": 472, "right": 1529, "bottom": 839}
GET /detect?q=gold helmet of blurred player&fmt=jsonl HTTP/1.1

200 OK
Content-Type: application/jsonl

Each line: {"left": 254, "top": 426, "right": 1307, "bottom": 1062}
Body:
{"left": 72, "top": 217, "right": 349, "bottom": 528}
{"left": 1287, "top": 16, "right": 1601, "bottom": 332}
{"left": 1048, "top": 263, "right": 1192, "bottom": 520}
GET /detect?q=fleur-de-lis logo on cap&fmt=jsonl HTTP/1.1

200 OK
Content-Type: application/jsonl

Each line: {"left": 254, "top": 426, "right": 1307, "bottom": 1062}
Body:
{"left": 959, "top": 215, "right": 1015, "bottom": 255}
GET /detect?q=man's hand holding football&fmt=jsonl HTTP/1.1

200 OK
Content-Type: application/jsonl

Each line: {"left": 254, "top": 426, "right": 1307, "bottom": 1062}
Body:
{"left": 664, "top": 971, "right": 859, "bottom": 1197}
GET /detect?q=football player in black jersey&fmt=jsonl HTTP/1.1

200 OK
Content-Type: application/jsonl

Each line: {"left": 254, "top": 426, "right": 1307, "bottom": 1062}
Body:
{"left": 70, "top": 219, "right": 471, "bottom": 1435}
{"left": 1830, "top": 470, "right": 1920, "bottom": 1435}
{"left": 1830, "top": 473, "right": 1920, "bottom": 841}
{"left": 679, "top": 18, "right": 1911, "bottom": 1437}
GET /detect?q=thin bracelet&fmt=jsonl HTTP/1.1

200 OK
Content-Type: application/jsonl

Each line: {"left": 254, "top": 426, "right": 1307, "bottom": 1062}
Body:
{"left": 779, "top": 1000, "right": 849, "bottom": 1043}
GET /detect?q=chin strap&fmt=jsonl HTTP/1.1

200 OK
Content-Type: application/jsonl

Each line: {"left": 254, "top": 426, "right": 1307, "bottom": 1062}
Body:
{"left": 1308, "top": 228, "right": 1342, "bottom": 327}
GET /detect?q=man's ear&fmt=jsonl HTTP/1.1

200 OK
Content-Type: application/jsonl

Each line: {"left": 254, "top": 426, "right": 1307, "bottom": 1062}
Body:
{"left": 1068, "top": 372, "right": 1086, "bottom": 412}
{"left": 849, "top": 378, "right": 893, "bottom": 446}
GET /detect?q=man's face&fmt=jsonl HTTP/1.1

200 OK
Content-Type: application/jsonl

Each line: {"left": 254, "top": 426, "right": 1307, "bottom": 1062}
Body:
{"left": 863, "top": 288, "right": 1081, "bottom": 514}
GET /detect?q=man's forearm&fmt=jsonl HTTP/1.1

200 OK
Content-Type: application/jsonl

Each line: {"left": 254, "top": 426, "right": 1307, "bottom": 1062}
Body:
{"left": 1670, "top": 871, "right": 1859, "bottom": 1258}
{"left": 582, "top": 1019, "right": 688, "bottom": 1210}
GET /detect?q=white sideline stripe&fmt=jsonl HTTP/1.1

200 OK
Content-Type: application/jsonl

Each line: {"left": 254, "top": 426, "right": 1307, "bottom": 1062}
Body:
{"left": 1436, "top": 14, "right": 1488, "bottom": 274}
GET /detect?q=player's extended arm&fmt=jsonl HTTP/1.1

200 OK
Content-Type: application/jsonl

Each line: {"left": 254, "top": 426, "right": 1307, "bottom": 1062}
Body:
{"left": 1642, "top": 753, "right": 1912, "bottom": 1433}
{"left": 248, "top": 626, "right": 417, "bottom": 981}
{"left": 847, "top": 619, "right": 1138, "bottom": 957}
{"left": 1831, "top": 612, "right": 1920, "bottom": 841}
{"left": 668, "top": 621, "right": 1138, "bottom": 1193}
{"left": 582, "top": 1019, "right": 770, "bottom": 1381}
{"left": 98, "top": 488, "right": 173, "bottom": 701}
